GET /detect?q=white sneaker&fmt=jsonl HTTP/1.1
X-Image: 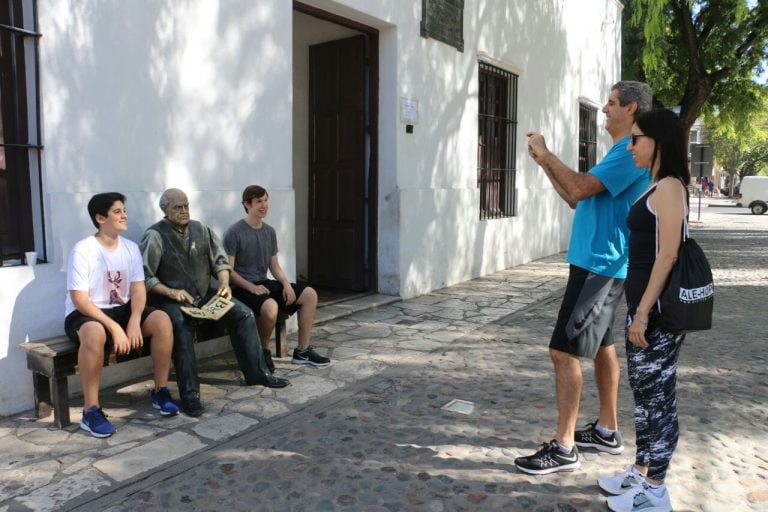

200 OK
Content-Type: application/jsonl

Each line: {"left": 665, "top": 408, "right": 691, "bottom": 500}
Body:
{"left": 606, "top": 482, "right": 672, "bottom": 512}
{"left": 598, "top": 465, "right": 646, "bottom": 495}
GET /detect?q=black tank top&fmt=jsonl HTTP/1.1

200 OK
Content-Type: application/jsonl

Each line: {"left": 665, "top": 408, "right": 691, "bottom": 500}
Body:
{"left": 625, "top": 186, "right": 657, "bottom": 316}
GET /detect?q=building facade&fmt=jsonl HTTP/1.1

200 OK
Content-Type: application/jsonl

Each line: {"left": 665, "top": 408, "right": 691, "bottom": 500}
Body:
{"left": 0, "top": 0, "right": 624, "bottom": 415}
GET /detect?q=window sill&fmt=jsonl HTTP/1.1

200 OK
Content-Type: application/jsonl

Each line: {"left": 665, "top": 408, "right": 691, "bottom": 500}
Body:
{"left": 1, "top": 260, "right": 45, "bottom": 268}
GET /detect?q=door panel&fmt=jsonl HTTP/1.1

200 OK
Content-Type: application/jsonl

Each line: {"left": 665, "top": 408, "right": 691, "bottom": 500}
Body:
{"left": 308, "top": 35, "right": 367, "bottom": 290}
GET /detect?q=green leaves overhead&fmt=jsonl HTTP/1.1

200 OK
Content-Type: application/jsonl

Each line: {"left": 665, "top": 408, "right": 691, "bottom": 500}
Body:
{"left": 625, "top": 0, "right": 768, "bottom": 132}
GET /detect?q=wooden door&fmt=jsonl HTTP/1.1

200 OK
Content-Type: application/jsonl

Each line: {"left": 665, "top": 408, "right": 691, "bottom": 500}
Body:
{"left": 308, "top": 35, "right": 367, "bottom": 290}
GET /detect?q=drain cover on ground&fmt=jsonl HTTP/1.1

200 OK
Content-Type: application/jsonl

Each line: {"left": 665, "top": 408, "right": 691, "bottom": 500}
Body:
{"left": 441, "top": 399, "right": 475, "bottom": 415}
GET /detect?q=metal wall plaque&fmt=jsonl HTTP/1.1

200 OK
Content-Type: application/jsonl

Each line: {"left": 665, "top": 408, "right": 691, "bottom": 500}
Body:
{"left": 420, "top": 0, "right": 464, "bottom": 52}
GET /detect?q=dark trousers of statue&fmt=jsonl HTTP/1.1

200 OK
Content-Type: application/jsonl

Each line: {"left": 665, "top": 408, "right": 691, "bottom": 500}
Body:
{"left": 150, "top": 292, "right": 271, "bottom": 401}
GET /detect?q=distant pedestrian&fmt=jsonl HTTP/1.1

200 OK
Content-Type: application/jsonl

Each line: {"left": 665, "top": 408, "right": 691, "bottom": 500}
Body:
{"left": 708, "top": 180, "right": 715, "bottom": 196}
{"left": 514, "top": 81, "right": 652, "bottom": 475}
{"left": 700, "top": 177, "right": 708, "bottom": 197}
{"left": 598, "top": 108, "right": 690, "bottom": 512}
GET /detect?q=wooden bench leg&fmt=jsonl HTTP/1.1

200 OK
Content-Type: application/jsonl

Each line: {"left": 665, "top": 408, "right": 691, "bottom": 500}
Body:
{"left": 32, "top": 373, "right": 70, "bottom": 428}
{"left": 51, "top": 376, "right": 71, "bottom": 428}
{"left": 32, "top": 372, "right": 52, "bottom": 420}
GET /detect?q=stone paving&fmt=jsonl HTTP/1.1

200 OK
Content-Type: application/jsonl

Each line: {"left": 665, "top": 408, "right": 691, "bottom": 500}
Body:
{"left": 1, "top": 199, "right": 766, "bottom": 511}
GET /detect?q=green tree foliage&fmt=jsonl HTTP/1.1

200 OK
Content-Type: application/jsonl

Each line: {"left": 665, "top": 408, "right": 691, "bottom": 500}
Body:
{"left": 707, "top": 99, "right": 768, "bottom": 195}
{"left": 624, "top": 0, "right": 768, "bottom": 132}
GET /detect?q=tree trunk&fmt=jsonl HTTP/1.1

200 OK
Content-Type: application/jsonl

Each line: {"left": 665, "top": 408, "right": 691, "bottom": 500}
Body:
{"left": 672, "top": 0, "right": 713, "bottom": 133}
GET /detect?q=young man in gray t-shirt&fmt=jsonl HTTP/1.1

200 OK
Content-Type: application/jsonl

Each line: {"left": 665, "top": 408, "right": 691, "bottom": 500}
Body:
{"left": 223, "top": 185, "right": 330, "bottom": 370}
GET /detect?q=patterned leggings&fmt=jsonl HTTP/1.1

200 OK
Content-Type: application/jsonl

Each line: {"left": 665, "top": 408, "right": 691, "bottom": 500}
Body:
{"left": 626, "top": 319, "right": 685, "bottom": 482}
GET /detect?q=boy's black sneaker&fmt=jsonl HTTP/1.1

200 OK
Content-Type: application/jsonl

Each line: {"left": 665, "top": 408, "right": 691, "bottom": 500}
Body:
{"left": 574, "top": 420, "right": 624, "bottom": 454}
{"left": 291, "top": 346, "right": 330, "bottom": 368}
{"left": 514, "top": 440, "right": 580, "bottom": 475}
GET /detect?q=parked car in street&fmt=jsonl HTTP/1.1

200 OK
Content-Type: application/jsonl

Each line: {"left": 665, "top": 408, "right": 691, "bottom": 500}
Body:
{"left": 736, "top": 176, "right": 768, "bottom": 215}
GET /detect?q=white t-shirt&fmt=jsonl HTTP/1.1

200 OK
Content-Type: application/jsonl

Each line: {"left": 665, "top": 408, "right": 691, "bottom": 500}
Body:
{"left": 65, "top": 236, "right": 145, "bottom": 317}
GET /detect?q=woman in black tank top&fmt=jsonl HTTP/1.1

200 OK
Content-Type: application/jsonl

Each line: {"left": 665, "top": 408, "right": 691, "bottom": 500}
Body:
{"left": 625, "top": 113, "right": 690, "bottom": 341}
{"left": 600, "top": 109, "right": 691, "bottom": 512}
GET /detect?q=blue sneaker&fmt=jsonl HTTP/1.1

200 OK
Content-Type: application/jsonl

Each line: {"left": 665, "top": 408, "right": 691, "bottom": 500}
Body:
{"left": 80, "top": 405, "right": 116, "bottom": 438}
{"left": 151, "top": 387, "right": 180, "bottom": 416}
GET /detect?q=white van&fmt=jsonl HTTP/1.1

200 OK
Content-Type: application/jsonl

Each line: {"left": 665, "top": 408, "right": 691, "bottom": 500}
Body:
{"left": 737, "top": 175, "right": 768, "bottom": 215}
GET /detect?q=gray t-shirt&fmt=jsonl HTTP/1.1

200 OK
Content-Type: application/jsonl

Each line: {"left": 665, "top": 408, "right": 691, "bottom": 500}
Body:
{"left": 222, "top": 219, "right": 278, "bottom": 284}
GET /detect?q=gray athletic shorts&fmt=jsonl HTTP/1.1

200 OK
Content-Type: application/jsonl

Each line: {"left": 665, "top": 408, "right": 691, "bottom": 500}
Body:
{"left": 549, "top": 265, "right": 625, "bottom": 358}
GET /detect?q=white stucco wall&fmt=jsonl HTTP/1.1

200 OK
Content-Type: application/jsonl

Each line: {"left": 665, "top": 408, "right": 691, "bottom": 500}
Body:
{"left": 309, "top": 0, "right": 622, "bottom": 297}
{"left": 1, "top": 0, "right": 623, "bottom": 416}
{"left": 2, "top": 0, "right": 296, "bottom": 416}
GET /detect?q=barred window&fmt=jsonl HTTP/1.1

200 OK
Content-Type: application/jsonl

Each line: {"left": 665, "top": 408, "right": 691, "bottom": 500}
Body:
{"left": 477, "top": 62, "right": 517, "bottom": 220}
{"left": 578, "top": 103, "right": 597, "bottom": 173}
{"left": 1, "top": 0, "right": 43, "bottom": 266}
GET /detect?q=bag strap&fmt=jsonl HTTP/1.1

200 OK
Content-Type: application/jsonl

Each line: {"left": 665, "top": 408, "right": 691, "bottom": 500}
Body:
{"left": 679, "top": 178, "right": 690, "bottom": 241}
{"left": 654, "top": 195, "right": 662, "bottom": 313}
{"left": 653, "top": 178, "right": 689, "bottom": 312}
{"left": 655, "top": 180, "right": 689, "bottom": 251}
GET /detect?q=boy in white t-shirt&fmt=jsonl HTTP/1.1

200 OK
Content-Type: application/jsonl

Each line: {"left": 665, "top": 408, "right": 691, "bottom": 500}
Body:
{"left": 65, "top": 192, "right": 179, "bottom": 437}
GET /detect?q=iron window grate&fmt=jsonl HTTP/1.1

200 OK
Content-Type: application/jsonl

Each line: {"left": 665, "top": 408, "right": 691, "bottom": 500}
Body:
{"left": 0, "top": 0, "right": 43, "bottom": 266}
{"left": 477, "top": 62, "right": 517, "bottom": 220}
{"left": 578, "top": 103, "right": 597, "bottom": 173}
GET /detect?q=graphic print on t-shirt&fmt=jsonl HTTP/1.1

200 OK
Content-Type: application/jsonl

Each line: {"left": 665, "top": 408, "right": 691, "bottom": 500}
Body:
{"left": 106, "top": 270, "right": 127, "bottom": 305}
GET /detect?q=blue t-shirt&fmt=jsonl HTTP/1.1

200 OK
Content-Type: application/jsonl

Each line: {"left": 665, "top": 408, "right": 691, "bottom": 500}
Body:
{"left": 567, "top": 136, "right": 651, "bottom": 278}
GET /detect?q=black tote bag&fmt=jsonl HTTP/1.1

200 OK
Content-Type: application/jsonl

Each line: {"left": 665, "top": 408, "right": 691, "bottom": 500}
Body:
{"left": 656, "top": 209, "right": 714, "bottom": 334}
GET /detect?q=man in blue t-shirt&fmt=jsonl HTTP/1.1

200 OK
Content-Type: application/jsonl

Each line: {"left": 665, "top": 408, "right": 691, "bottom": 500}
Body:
{"left": 514, "top": 81, "right": 652, "bottom": 475}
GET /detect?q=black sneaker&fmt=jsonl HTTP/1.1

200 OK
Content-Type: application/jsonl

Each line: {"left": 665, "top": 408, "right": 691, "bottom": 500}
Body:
{"left": 263, "top": 348, "right": 275, "bottom": 373}
{"left": 181, "top": 394, "right": 204, "bottom": 417}
{"left": 291, "top": 346, "right": 330, "bottom": 368}
{"left": 574, "top": 420, "right": 624, "bottom": 454}
{"left": 514, "top": 440, "right": 580, "bottom": 475}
